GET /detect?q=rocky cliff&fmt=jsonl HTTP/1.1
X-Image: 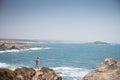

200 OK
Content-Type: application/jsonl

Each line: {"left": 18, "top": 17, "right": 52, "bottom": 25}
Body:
{"left": 0, "top": 67, "right": 62, "bottom": 80}
{"left": 83, "top": 58, "right": 120, "bottom": 80}
{"left": 0, "top": 40, "right": 32, "bottom": 51}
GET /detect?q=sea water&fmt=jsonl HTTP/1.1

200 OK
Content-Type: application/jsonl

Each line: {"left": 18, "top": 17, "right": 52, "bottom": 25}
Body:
{"left": 0, "top": 42, "right": 120, "bottom": 80}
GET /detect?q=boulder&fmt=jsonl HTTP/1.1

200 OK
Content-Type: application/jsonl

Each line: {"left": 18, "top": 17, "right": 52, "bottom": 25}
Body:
{"left": 39, "top": 67, "right": 62, "bottom": 80}
{"left": 32, "top": 67, "right": 62, "bottom": 80}
{"left": 14, "top": 67, "right": 36, "bottom": 80}
{"left": 83, "top": 58, "right": 120, "bottom": 80}
{"left": 0, "top": 67, "right": 62, "bottom": 80}
{"left": 0, "top": 68, "right": 15, "bottom": 80}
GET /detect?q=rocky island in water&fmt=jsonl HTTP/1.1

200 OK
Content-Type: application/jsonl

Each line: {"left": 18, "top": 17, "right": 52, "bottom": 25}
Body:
{"left": 89, "top": 41, "right": 109, "bottom": 44}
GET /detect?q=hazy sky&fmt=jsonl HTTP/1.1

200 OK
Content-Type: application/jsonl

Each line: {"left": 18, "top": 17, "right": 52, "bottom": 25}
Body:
{"left": 0, "top": 0, "right": 120, "bottom": 43}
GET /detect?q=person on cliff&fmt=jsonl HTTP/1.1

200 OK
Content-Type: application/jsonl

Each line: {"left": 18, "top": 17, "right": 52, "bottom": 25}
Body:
{"left": 35, "top": 57, "right": 39, "bottom": 70}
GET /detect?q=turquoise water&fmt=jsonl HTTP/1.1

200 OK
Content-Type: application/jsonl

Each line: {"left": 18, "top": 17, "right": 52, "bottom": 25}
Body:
{"left": 0, "top": 43, "right": 120, "bottom": 80}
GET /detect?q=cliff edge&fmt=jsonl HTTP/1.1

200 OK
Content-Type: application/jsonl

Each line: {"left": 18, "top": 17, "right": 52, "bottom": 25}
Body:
{"left": 83, "top": 58, "right": 120, "bottom": 80}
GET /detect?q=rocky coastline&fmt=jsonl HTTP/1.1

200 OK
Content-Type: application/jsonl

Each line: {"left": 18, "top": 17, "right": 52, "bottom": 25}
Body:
{"left": 83, "top": 58, "right": 120, "bottom": 80}
{"left": 0, "top": 67, "right": 62, "bottom": 80}
{"left": 0, "top": 39, "right": 33, "bottom": 51}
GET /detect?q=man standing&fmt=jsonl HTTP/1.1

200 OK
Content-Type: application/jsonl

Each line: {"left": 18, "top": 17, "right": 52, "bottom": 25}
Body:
{"left": 35, "top": 57, "right": 39, "bottom": 69}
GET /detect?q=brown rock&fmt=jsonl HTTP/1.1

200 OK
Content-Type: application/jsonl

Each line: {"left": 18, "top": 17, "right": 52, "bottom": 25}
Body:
{"left": 0, "top": 40, "right": 33, "bottom": 51}
{"left": 14, "top": 67, "right": 35, "bottom": 80}
{"left": 36, "top": 67, "right": 62, "bottom": 80}
{"left": 0, "top": 68, "right": 15, "bottom": 80}
{"left": 83, "top": 58, "right": 120, "bottom": 80}
{"left": 0, "top": 67, "right": 62, "bottom": 80}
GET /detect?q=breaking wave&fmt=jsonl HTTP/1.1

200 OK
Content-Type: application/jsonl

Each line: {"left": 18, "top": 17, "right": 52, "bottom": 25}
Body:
{"left": 0, "top": 47, "right": 51, "bottom": 53}
{"left": 0, "top": 49, "right": 20, "bottom": 53}
{"left": 0, "top": 62, "right": 27, "bottom": 68}
{"left": 52, "top": 67, "right": 90, "bottom": 80}
{"left": 0, "top": 62, "right": 11, "bottom": 68}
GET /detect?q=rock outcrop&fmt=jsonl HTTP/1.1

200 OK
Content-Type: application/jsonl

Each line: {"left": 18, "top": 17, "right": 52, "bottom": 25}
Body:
{"left": 92, "top": 41, "right": 109, "bottom": 44}
{"left": 33, "top": 67, "right": 62, "bottom": 80}
{"left": 83, "top": 58, "right": 120, "bottom": 80}
{"left": 0, "top": 40, "right": 33, "bottom": 51}
{"left": 0, "top": 67, "right": 62, "bottom": 80}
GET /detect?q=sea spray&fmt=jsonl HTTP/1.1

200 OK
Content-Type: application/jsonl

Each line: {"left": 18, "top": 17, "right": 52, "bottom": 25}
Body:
{"left": 52, "top": 67, "right": 90, "bottom": 80}
{"left": 0, "top": 62, "right": 10, "bottom": 67}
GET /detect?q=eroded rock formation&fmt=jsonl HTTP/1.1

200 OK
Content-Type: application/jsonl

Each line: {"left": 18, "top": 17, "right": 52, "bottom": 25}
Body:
{"left": 83, "top": 58, "right": 120, "bottom": 80}
{"left": 0, "top": 40, "right": 32, "bottom": 51}
{"left": 0, "top": 67, "right": 62, "bottom": 80}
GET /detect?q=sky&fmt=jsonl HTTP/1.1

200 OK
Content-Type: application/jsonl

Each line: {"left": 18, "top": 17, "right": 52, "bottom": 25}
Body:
{"left": 0, "top": 0, "right": 120, "bottom": 43}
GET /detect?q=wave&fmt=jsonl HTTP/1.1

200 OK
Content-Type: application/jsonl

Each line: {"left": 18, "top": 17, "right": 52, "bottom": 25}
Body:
{"left": 0, "top": 49, "right": 20, "bottom": 53}
{"left": 0, "top": 62, "right": 11, "bottom": 68}
{"left": 52, "top": 67, "right": 90, "bottom": 79}
{"left": 0, "top": 62, "right": 27, "bottom": 68}
{"left": 22, "top": 47, "right": 51, "bottom": 51}
{"left": 0, "top": 47, "right": 51, "bottom": 53}
{"left": 24, "top": 47, "right": 42, "bottom": 50}
{"left": 42, "top": 47, "right": 51, "bottom": 50}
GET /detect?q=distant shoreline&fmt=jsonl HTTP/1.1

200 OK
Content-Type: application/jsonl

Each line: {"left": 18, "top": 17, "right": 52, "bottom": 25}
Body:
{"left": 1, "top": 38, "right": 119, "bottom": 45}
{"left": 86, "top": 41, "right": 109, "bottom": 45}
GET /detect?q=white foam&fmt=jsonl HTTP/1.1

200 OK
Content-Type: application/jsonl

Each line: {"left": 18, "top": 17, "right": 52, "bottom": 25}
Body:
{"left": 0, "top": 62, "right": 27, "bottom": 68}
{"left": 42, "top": 47, "right": 51, "bottom": 50}
{"left": 24, "top": 47, "right": 42, "bottom": 50}
{"left": 0, "top": 47, "right": 51, "bottom": 53}
{"left": 0, "top": 49, "right": 20, "bottom": 53}
{"left": 22, "top": 47, "right": 51, "bottom": 51}
{"left": 52, "top": 67, "right": 90, "bottom": 78}
{"left": 0, "top": 62, "right": 10, "bottom": 68}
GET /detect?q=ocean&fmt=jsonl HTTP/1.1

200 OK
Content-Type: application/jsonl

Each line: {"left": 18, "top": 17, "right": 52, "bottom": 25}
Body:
{"left": 0, "top": 42, "right": 120, "bottom": 80}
